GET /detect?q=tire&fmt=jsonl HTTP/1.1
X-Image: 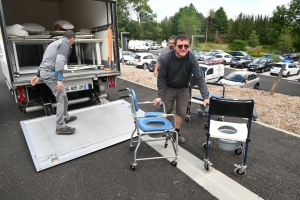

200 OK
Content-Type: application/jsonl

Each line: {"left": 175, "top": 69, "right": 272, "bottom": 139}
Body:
{"left": 297, "top": 70, "right": 300, "bottom": 75}
{"left": 285, "top": 72, "right": 290, "bottom": 78}
{"left": 254, "top": 83, "right": 259, "bottom": 90}
{"left": 261, "top": 68, "right": 264, "bottom": 73}
{"left": 143, "top": 63, "right": 148, "bottom": 70}
{"left": 241, "top": 63, "right": 245, "bottom": 69}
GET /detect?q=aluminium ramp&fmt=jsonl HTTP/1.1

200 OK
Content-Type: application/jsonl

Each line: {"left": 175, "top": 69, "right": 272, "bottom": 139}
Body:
{"left": 20, "top": 100, "right": 140, "bottom": 172}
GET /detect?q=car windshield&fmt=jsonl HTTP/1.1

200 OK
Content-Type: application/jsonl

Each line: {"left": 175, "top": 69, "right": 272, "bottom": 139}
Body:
{"left": 130, "top": 53, "right": 137, "bottom": 58}
{"left": 253, "top": 59, "right": 266, "bottom": 64}
{"left": 204, "top": 52, "right": 211, "bottom": 56}
{"left": 274, "top": 64, "right": 284, "bottom": 68}
{"left": 225, "top": 73, "right": 244, "bottom": 82}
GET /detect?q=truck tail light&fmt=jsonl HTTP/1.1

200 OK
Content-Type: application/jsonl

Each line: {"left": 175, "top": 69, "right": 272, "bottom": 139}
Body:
{"left": 16, "top": 86, "right": 26, "bottom": 102}
{"left": 108, "top": 76, "right": 115, "bottom": 87}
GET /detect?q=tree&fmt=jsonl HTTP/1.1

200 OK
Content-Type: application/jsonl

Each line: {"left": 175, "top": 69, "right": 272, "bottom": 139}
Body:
{"left": 228, "top": 39, "right": 247, "bottom": 51}
{"left": 160, "top": 17, "right": 173, "bottom": 40}
{"left": 248, "top": 30, "right": 260, "bottom": 48}
{"left": 171, "top": 4, "right": 202, "bottom": 36}
{"left": 177, "top": 11, "right": 201, "bottom": 39}
{"left": 268, "top": 5, "right": 288, "bottom": 45}
{"left": 277, "top": 31, "right": 294, "bottom": 53}
{"left": 214, "top": 7, "right": 228, "bottom": 34}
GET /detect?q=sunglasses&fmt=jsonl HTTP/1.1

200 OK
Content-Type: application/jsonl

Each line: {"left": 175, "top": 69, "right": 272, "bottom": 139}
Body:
{"left": 177, "top": 44, "right": 189, "bottom": 49}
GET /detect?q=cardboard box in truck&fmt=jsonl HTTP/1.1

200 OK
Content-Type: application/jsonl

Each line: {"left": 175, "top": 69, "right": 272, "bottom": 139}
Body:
{"left": 0, "top": 0, "right": 120, "bottom": 115}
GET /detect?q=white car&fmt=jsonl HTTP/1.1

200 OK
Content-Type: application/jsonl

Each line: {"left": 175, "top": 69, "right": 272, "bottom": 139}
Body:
{"left": 214, "top": 53, "right": 233, "bottom": 65}
{"left": 131, "top": 53, "right": 156, "bottom": 69}
{"left": 199, "top": 52, "right": 216, "bottom": 61}
{"left": 218, "top": 70, "right": 260, "bottom": 89}
{"left": 210, "top": 49, "right": 225, "bottom": 54}
{"left": 119, "top": 51, "right": 135, "bottom": 63}
{"left": 270, "top": 62, "right": 300, "bottom": 77}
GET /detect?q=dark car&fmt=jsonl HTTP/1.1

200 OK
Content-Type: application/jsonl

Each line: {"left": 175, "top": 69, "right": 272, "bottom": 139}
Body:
{"left": 283, "top": 53, "right": 299, "bottom": 62}
{"left": 230, "top": 51, "right": 250, "bottom": 58}
{"left": 247, "top": 58, "right": 275, "bottom": 73}
{"left": 230, "top": 56, "right": 253, "bottom": 68}
{"left": 147, "top": 59, "right": 157, "bottom": 72}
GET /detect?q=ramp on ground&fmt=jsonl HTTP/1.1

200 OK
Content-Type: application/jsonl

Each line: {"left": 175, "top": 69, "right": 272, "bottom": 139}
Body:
{"left": 20, "top": 100, "right": 138, "bottom": 172}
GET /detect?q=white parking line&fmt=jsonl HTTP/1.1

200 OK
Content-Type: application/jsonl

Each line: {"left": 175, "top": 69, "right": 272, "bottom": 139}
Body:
{"left": 142, "top": 135, "right": 263, "bottom": 200}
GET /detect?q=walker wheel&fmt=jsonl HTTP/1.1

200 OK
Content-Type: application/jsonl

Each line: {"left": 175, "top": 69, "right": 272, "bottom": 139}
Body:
{"left": 234, "top": 168, "right": 246, "bottom": 176}
{"left": 217, "top": 117, "right": 224, "bottom": 121}
{"left": 185, "top": 116, "right": 191, "bottom": 122}
{"left": 130, "top": 146, "right": 134, "bottom": 151}
{"left": 204, "top": 163, "right": 210, "bottom": 171}
{"left": 202, "top": 143, "right": 211, "bottom": 150}
{"left": 204, "top": 123, "right": 208, "bottom": 129}
{"left": 234, "top": 148, "right": 243, "bottom": 155}
{"left": 130, "top": 165, "right": 136, "bottom": 171}
{"left": 171, "top": 161, "right": 177, "bottom": 166}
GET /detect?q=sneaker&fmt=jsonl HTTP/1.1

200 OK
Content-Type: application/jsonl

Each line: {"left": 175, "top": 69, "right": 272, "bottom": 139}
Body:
{"left": 172, "top": 132, "right": 186, "bottom": 144}
{"left": 56, "top": 126, "right": 76, "bottom": 134}
{"left": 65, "top": 115, "right": 77, "bottom": 124}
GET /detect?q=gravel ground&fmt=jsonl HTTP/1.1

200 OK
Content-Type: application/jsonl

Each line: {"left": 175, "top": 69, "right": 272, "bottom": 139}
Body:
{"left": 119, "top": 64, "right": 300, "bottom": 135}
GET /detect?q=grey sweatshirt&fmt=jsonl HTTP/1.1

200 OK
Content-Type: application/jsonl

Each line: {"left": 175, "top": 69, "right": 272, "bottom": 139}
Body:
{"left": 157, "top": 46, "right": 173, "bottom": 63}
{"left": 157, "top": 50, "right": 209, "bottom": 99}
{"left": 36, "top": 38, "right": 72, "bottom": 81}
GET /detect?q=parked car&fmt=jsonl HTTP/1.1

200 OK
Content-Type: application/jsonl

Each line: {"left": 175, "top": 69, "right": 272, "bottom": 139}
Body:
{"left": 202, "top": 56, "right": 226, "bottom": 65}
{"left": 230, "top": 56, "right": 253, "bottom": 68}
{"left": 214, "top": 53, "right": 233, "bottom": 65}
{"left": 247, "top": 58, "right": 275, "bottom": 73}
{"left": 119, "top": 51, "right": 135, "bottom": 63}
{"left": 263, "top": 54, "right": 293, "bottom": 63}
{"left": 131, "top": 53, "right": 156, "bottom": 69}
{"left": 230, "top": 51, "right": 251, "bottom": 58}
{"left": 283, "top": 53, "right": 299, "bottom": 62}
{"left": 218, "top": 71, "right": 260, "bottom": 89}
{"left": 270, "top": 62, "right": 300, "bottom": 77}
{"left": 193, "top": 50, "right": 202, "bottom": 61}
{"left": 150, "top": 43, "right": 160, "bottom": 50}
{"left": 147, "top": 59, "right": 157, "bottom": 72}
{"left": 199, "top": 52, "right": 218, "bottom": 61}
{"left": 210, "top": 49, "right": 225, "bottom": 54}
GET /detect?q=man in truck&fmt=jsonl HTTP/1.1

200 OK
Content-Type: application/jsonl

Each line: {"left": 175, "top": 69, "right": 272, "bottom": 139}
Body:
{"left": 30, "top": 30, "right": 77, "bottom": 134}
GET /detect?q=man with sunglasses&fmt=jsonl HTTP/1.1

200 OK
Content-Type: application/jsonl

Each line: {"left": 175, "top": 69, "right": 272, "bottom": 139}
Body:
{"left": 153, "top": 34, "right": 209, "bottom": 144}
{"left": 153, "top": 35, "right": 176, "bottom": 77}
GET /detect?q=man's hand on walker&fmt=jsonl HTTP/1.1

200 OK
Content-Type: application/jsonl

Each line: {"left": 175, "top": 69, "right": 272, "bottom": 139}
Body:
{"left": 203, "top": 99, "right": 210, "bottom": 107}
{"left": 153, "top": 98, "right": 162, "bottom": 105}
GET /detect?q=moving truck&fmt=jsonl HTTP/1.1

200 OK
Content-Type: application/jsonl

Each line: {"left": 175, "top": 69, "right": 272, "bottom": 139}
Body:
{"left": 0, "top": 0, "right": 120, "bottom": 115}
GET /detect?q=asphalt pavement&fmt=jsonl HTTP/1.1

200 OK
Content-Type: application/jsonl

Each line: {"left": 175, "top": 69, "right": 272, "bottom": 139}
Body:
{"left": 0, "top": 71, "right": 300, "bottom": 199}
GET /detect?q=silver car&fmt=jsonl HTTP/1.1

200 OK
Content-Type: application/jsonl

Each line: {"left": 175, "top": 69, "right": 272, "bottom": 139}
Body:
{"left": 218, "top": 71, "right": 260, "bottom": 89}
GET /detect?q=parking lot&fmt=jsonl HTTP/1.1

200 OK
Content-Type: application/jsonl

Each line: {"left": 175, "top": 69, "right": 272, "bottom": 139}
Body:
{"left": 1, "top": 67, "right": 300, "bottom": 199}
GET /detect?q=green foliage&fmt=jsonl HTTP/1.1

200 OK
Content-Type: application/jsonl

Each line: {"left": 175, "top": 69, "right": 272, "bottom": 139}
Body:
{"left": 270, "top": 55, "right": 282, "bottom": 62}
{"left": 277, "top": 31, "right": 294, "bottom": 53}
{"left": 159, "top": 17, "right": 173, "bottom": 41}
{"left": 228, "top": 39, "right": 247, "bottom": 51}
{"left": 177, "top": 12, "right": 201, "bottom": 39}
{"left": 171, "top": 3, "right": 202, "bottom": 36}
{"left": 248, "top": 30, "right": 260, "bottom": 48}
{"left": 213, "top": 7, "right": 228, "bottom": 34}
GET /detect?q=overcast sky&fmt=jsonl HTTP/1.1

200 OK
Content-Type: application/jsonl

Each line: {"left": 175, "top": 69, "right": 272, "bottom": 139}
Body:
{"left": 148, "top": 0, "right": 291, "bottom": 21}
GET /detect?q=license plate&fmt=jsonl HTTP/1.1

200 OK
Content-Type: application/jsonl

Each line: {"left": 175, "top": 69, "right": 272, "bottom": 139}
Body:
{"left": 65, "top": 84, "right": 88, "bottom": 92}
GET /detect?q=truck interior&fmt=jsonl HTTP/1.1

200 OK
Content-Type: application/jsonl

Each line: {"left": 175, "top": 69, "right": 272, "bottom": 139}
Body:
{"left": 0, "top": 0, "right": 120, "bottom": 115}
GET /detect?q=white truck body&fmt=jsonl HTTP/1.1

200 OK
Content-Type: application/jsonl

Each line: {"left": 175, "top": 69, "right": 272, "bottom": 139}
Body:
{"left": 0, "top": 0, "right": 120, "bottom": 114}
{"left": 128, "top": 40, "right": 149, "bottom": 52}
{"left": 200, "top": 64, "right": 225, "bottom": 83}
{"left": 191, "top": 64, "right": 225, "bottom": 85}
